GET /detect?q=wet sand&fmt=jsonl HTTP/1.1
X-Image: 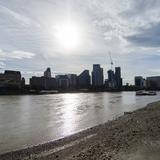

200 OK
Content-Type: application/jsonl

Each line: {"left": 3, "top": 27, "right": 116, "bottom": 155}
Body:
{"left": 1, "top": 101, "right": 160, "bottom": 160}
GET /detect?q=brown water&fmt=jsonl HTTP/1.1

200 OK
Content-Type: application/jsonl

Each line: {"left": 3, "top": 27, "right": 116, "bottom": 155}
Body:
{"left": 0, "top": 92, "right": 160, "bottom": 154}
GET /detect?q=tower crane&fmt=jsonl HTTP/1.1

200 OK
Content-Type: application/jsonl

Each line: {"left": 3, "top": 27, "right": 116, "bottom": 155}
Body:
{"left": 109, "top": 52, "right": 113, "bottom": 70}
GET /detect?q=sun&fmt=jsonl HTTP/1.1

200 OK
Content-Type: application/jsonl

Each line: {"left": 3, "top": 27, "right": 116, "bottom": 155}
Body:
{"left": 55, "top": 22, "right": 81, "bottom": 50}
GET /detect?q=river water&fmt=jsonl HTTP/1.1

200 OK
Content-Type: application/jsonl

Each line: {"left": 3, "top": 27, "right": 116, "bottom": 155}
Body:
{"left": 0, "top": 92, "right": 160, "bottom": 154}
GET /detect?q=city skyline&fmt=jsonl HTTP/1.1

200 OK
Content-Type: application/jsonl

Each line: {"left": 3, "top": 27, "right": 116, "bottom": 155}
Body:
{"left": 0, "top": 65, "right": 123, "bottom": 93}
{"left": 0, "top": 0, "right": 160, "bottom": 84}
{"left": 1, "top": 65, "right": 160, "bottom": 92}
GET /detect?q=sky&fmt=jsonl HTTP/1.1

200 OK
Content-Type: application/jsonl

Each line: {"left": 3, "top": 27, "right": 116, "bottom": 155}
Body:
{"left": 0, "top": 0, "right": 160, "bottom": 84}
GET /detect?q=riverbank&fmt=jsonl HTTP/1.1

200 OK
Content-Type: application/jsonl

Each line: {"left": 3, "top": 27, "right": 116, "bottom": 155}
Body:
{"left": 0, "top": 89, "right": 122, "bottom": 95}
{"left": 1, "top": 101, "right": 160, "bottom": 160}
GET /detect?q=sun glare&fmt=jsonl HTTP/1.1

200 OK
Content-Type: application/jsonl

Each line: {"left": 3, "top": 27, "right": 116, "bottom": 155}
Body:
{"left": 55, "top": 22, "right": 81, "bottom": 50}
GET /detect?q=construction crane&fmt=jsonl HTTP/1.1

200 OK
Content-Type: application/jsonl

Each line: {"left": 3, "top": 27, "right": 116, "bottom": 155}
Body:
{"left": 108, "top": 52, "right": 113, "bottom": 70}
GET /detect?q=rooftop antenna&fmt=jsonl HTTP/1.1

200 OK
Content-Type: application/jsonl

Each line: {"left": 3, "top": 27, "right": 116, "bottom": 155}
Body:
{"left": 108, "top": 52, "right": 113, "bottom": 70}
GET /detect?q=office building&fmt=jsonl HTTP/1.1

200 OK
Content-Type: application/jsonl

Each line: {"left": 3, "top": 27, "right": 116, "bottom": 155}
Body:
{"left": 4, "top": 70, "right": 21, "bottom": 82}
{"left": 44, "top": 67, "right": 51, "bottom": 78}
{"left": 107, "top": 69, "right": 115, "bottom": 88}
{"left": 0, "top": 70, "right": 24, "bottom": 91}
{"left": 56, "top": 75, "right": 69, "bottom": 89}
{"left": 146, "top": 76, "right": 160, "bottom": 89}
{"left": 92, "top": 64, "right": 103, "bottom": 87}
{"left": 135, "top": 76, "right": 145, "bottom": 88}
{"left": 30, "top": 76, "right": 43, "bottom": 90}
{"left": 78, "top": 70, "right": 90, "bottom": 89}
{"left": 67, "top": 74, "right": 77, "bottom": 89}
{"left": 30, "top": 68, "right": 56, "bottom": 90}
{"left": 30, "top": 76, "right": 57, "bottom": 90}
{"left": 106, "top": 67, "right": 122, "bottom": 89}
{"left": 115, "top": 67, "right": 122, "bottom": 88}
{"left": 44, "top": 77, "right": 57, "bottom": 90}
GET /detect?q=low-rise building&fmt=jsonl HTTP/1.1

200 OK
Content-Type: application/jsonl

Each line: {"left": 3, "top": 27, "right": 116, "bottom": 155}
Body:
{"left": 4, "top": 70, "right": 21, "bottom": 82}
{"left": 67, "top": 74, "right": 78, "bottom": 89}
{"left": 0, "top": 70, "right": 23, "bottom": 89}
{"left": 134, "top": 76, "right": 145, "bottom": 88}
{"left": 146, "top": 76, "right": 160, "bottom": 89}
{"left": 55, "top": 75, "right": 69, "bottom": 90}
{"left": 30, "top": 76, "right": 57, "bottom": 90}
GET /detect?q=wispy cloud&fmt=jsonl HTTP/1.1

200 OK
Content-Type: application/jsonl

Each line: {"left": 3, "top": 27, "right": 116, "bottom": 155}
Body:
{"left": 0, "top": 49, "right": 35, "bottom": 60}
{"left": 0, "top": 4, "right": 40, "bottom": 27}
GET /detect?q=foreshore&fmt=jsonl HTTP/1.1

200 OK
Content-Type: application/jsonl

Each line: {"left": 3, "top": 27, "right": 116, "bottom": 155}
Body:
{"left": 1, "top": 101, "right": 160, "bottom": 160}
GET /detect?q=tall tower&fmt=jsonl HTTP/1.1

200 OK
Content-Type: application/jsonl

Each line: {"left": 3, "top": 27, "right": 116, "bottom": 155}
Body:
{"left": 92, "top": 64, "right": 103, "bottom": 87}
{"left": 107, "top": 69, "right": 115, "bottom": 88}
{"left": 78, "top": 70, "right": 90, "bottom": 89}
{"left": 44, "top": 67, "right": 51, "bottom": 78}
{"left": 115, "top": 67, "right": 122, "bottom": 88}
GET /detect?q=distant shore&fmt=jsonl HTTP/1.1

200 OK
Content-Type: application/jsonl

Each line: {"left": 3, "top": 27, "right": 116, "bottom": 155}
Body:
{"left": 1, "top": 101, "right": 160, "bottom": 160}
{"left": 0, "top": 87, "right": 159, "bottom": 96}
{"left": 0, "top": 89, "right": 123, "bottom": 96}
{"left": 0, "top": 89, "right": 159, "bottom": 96}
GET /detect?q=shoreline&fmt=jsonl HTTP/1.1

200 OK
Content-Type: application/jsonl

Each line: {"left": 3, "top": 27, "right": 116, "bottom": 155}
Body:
{"left": 1, "top": 101, "right": 160, "bottom": 160}
{"left": 1, "top": 89, "right": 159, "bottom": 96}
{"left": 0, "top": 90, "right": 124, "bottom": 96}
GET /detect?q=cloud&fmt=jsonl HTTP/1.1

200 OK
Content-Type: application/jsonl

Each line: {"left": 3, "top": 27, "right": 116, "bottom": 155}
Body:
{"left": 148, "top": 69, "right": 160, "bottom": 75}
{"left": 126, "top": 22, "right": 160, "bottom": 47}
{"left": 0, "top": 4, "right": 40, "bottom": 27}
{"left": 0, "top": 62, "right": 5, "bottom": 68}
{"left": 120, "top": 0, "right": 160, "bottom": 49}
{"left": 0, "top": 49, "right": 35, "bottom": 60}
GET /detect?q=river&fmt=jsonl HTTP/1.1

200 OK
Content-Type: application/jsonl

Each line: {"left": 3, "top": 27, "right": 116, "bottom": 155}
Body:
{"left": 0, "top": 92, "right": 160, "bottom": 154}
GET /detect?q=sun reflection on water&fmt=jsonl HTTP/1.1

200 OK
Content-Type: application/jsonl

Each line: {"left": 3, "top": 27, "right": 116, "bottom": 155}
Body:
{"left": 60, "top": 94, "right": 80, "bottom": 136}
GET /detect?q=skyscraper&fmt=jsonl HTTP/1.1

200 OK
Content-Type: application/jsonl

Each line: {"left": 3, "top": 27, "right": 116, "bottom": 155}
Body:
{"left": 106, "top": 67, "right": 122, "bottom": 89}
{"left": 115, "top": 67, "right": 122, "bottom": 88}
{"left": 107, "top": 69, "right": 115, "bottom": 88}
{"left": 92, "top": 64, "right": 104, "bottom": 87}
{"left": 44, "top": 67, "right": 51, "bottom": 78}
{"left": 78, "top": 70, "right": 90, "bottom": 89}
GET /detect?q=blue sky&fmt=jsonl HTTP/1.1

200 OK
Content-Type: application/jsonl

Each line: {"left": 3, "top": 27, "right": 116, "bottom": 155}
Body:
{"left": 0, "top": 0, "right": 160, "bottom": 84}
